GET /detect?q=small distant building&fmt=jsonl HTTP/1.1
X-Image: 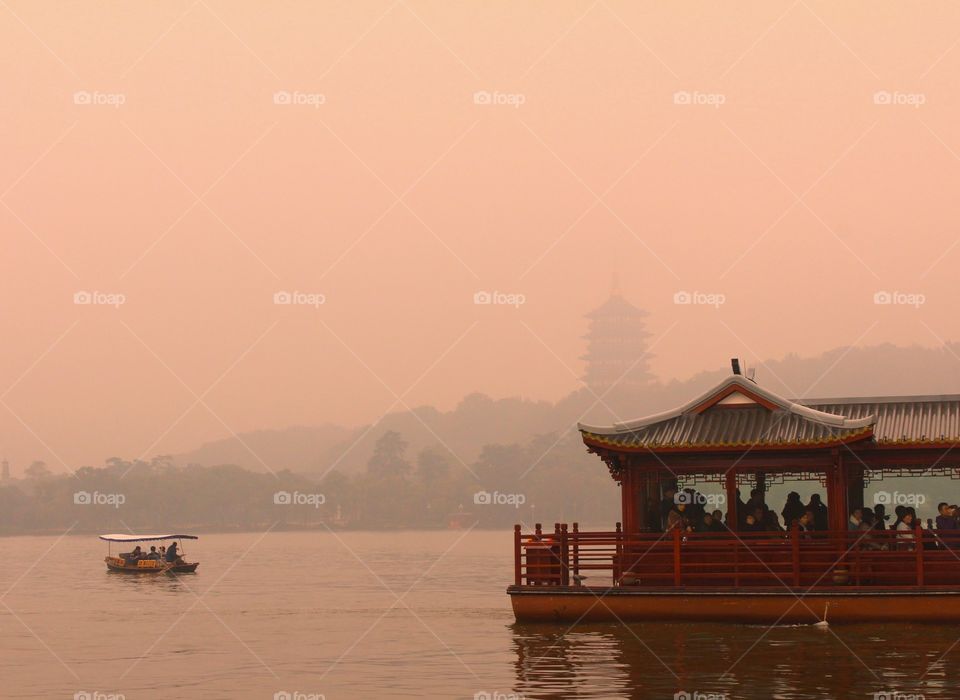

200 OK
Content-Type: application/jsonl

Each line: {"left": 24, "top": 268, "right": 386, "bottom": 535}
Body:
{"left": 580, "top": 284, "right": 655, "bottom": 396}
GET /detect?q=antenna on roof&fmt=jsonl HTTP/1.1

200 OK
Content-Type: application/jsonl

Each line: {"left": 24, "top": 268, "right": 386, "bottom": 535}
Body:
{"left": 731, "top": 358, "right": 741, "bottom": 375}
{"left": 746, "top": 366, "right": 756, "bottom": 383}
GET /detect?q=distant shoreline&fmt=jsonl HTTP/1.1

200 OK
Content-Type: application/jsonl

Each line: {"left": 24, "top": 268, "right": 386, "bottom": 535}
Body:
{"left": 0, "top": 523, "right": 535, "bottom": 538}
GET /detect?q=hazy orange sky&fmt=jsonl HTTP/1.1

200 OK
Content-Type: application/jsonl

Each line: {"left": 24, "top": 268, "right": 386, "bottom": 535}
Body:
{"left": 4, "top": 1, "right": 960, "bottom": 472}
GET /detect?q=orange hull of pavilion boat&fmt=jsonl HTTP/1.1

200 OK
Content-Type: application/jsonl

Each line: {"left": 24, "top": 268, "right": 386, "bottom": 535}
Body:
{"left": 508, "top": 361, "right": 960, "bottom": 625}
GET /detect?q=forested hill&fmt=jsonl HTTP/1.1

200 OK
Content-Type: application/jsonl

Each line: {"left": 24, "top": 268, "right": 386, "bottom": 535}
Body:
{"left": 172, "top": 343, "right": 960, "bottom": 477}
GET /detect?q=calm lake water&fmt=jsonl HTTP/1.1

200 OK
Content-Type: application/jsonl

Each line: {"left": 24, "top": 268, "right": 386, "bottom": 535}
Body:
{"left": 1, "top": 530, "right": 958, "bottom": 699}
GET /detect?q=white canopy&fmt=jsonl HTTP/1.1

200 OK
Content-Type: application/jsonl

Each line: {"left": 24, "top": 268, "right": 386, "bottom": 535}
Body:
{"left": 99, "top": 534, "right": 198, "bottom": 542}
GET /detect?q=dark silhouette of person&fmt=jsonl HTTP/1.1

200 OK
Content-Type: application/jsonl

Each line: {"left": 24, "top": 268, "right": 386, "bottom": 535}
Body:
{"left": 807, "top": 494, "right": 828, "bottom": 531}
{"left": 782, "top": 492, "right": 805, "bottom": 528}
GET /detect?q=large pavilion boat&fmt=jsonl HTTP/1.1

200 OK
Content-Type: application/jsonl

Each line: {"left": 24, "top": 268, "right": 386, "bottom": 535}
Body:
{"left": 509, "top": 361, "right": 960, "bottom": 624}
{"left": 101, "top": 533, "right": 200, "bottom": 574}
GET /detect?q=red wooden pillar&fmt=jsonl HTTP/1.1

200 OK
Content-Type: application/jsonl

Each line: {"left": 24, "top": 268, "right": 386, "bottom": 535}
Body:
{"left": 724, "top": 469, "right": 738, "bottom": 532}
{"left": 826, "top": 450, "right": 848, "bottom": 533}
{"left": 620, "top": 458, "right": 639, "bottom": 534}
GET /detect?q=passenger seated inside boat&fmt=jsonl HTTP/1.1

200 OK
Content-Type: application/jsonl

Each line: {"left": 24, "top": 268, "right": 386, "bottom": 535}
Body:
{"left": 146, "top": 546, "right": 161, "bottom": 560}
{"left": 122, "top": 545, "right": 143, "bottom": 563}
{"left": 165, "top": 541, "right": 180, "bottom": 563}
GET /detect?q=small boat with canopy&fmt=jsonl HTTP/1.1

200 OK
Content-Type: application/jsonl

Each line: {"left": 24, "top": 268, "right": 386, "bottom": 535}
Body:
{"left": 100, "top": 533, "right": 200, "bottom": 574}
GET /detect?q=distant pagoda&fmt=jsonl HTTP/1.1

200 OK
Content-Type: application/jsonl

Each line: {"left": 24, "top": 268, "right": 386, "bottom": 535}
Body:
{"left": 580, "top": 283, "right": 655, "bottom": 395}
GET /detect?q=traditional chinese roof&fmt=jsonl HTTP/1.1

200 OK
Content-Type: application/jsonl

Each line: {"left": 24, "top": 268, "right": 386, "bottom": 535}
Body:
{"left": 579, "top": 374, "right": 880, "bottom": 452}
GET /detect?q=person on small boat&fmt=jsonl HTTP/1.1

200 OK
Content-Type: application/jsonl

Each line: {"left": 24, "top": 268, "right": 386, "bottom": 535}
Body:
{"left": 165, "top": 541, "right": 180, "bottom": 563}
{"left": 146, "top": 546, "right": 161, "bottom": 560}
{"left": 125, "top": 545, "right": 143, "bottom": 562}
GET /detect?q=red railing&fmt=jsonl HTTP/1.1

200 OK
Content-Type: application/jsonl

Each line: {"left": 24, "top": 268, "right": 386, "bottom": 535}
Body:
{"left": 513, "top": 522, "right": 960, "bottom": 589}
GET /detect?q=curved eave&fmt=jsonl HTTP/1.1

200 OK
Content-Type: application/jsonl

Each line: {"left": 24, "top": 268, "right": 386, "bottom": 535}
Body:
{"left": 581, "top": 427, "right": 876, "bottom": 454}
{"left": 578, "top": 376, "right": 875, "bottom": 435}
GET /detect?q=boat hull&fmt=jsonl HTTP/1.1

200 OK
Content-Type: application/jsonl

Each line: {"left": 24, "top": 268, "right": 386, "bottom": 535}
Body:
{"left": 105, "top": 557, "right": 199, "bottom": 574}
{"left": 508, "top": 585, "right": 960, "bottom": 624}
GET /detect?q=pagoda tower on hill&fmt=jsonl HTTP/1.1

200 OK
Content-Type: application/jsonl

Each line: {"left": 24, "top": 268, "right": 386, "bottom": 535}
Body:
{"left": 580, "top": 282, "right": 655, "bottom": 396}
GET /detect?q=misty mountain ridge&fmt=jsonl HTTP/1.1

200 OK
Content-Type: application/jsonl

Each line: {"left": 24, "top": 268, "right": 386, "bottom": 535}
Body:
{"left": 173, "top": 342, "right": 960, "bottom": 475}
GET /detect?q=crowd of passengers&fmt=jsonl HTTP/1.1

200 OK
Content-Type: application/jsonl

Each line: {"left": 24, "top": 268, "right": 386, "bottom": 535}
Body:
{"left": 656, "top": 486, "right": 960, "bottom": 552}
{"left": 120, "top": 542, "right": 182, "bottom": 564}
